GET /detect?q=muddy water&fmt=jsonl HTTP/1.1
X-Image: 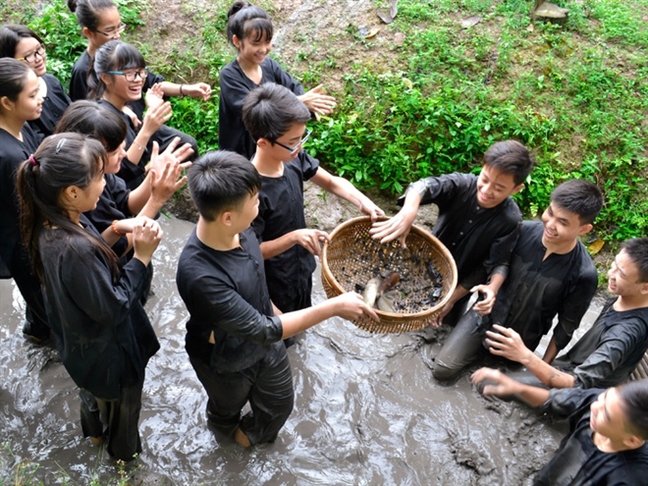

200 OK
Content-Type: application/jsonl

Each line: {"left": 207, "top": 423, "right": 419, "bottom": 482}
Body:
{"left": 1, "top": 216, "right": 602, "bottom": 485}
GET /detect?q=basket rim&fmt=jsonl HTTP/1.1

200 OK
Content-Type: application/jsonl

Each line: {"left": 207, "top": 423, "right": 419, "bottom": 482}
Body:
{"left": 321, "top": 215, "right": 458, "bottom": 319}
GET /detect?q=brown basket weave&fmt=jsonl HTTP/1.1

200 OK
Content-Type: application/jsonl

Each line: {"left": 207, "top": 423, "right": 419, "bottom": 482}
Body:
{"left": 321, "top": 216, "right": 457, "bottom": 333}
{"left": 630, "top": 351, "right": 648, "bottom": 381}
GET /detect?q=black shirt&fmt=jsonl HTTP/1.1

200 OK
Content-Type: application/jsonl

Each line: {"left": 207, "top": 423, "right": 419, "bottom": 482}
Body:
{"left": 84, "top": 173, "right": 132, "bottom": 257}
{"left": 535, "top": 387, "right": 648, "bottom": 485}
{"left": 489, "top": 221, "right": 598, "bottom": 352}
{"left": 218, "top": 57, "right": 304, "bottom": 158}
{"left": 0, "top": 125, "right": 40, "bottom": 275}
{"left": 28, "top": 74, "right": 71, "bottom": 137}
{"left": 557, "top": 299, "right": 648, "bottom": 389}
{"left": 403, "top": 172, "right": 522, "bottom": 289}
{"left": 250, "top": 151, "right": 319, "bottom": 310}
{"left": 40, "top": 217, "right": 159, "bottom": 400}
{"left": 176, "top": 229, "right": 283, "bottom": 372}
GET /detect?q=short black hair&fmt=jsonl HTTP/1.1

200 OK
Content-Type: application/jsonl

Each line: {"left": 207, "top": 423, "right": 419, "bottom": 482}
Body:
{"left": 482, "top": 140, "right": 535, "bottom": 186}
{"left": 618, "top": 380, "right": 648, "bottom": 440}
{"left": 550, "top": 179, "right": 603, "bottom": 225}
{"left": 242, "top": 83, "right": 310, "bottom": 142}
{"left": 620, "top": 237, "right": 648, "bottom": 283}
{"left": 187, "top": 150, "right": 261, "bottom": 221}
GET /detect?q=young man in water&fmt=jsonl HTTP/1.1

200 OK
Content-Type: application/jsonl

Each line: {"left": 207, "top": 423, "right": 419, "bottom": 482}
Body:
{"left": 433, "top": 179, "right": 603, "bottom": 380}
{"left": 370, "top": 140, "right": 535, "bottom": 326}
{"left": 471, "top": 370, "right": 648, "bottom": 484}
{"left": 242, "top": 82, "right": 383, "bottom": 341}
{"left": 176, "top": 150, "right": 378, "bottom": 447}
{"left": 481, "top": 237, "right": 648, "bottom": 390}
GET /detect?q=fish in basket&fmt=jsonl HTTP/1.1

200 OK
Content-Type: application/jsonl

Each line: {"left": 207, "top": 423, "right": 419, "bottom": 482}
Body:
{"left": 321, "top": 216, "right": 458, "bottom": 333}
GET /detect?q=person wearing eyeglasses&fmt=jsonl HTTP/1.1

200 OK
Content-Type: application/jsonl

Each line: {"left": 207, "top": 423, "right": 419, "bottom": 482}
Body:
{"left": 0, "top": 58, "right": 49, "bottom": 343}
{"left": 87, "top": 40, "right": 196, "bottom": 190}
{"left": 242, "top": 83, "right": 384, "bottom": 346}
{"left": 0, "top": 24, "right": 71, "bottom": 137}
{"left": 67, "top": 0, "right": 211, "bottom": 114}
{"left": 219, "top": 2, "right": 337, "bottom": 159}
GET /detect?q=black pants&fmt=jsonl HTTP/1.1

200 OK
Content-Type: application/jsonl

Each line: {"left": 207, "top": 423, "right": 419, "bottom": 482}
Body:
{"left": 433, "top": 309, "right": 486, "bottom": 380}
{"left": 189, "top": 341, "right": 294, "bottom": 445}
{"left": 6, "top": 243, "right": 49, "bottom": 338}
{"left": 79, "top": 374, "right": 145, "bottom": 462}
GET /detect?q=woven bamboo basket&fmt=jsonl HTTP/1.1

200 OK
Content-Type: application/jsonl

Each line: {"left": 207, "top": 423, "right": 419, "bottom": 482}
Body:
{"left": 630, "top": 351, "right": 648, "bottom": 381}
{"left": 321, "top": 216, "right": 458, "bottom": 333}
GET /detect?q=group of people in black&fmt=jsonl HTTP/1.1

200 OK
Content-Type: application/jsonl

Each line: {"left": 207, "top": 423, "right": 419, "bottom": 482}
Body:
{"left": 1, "top": 0, "right": 647, "bottom": 483}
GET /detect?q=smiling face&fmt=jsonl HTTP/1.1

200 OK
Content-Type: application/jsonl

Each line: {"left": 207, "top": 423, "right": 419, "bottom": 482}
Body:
{"left": 104, "top": 140, "right": 126, "bottom": 174}
{"left": 270, "top": 122, "right": 307, "bottom": 162}
{"left": 607, "top": 249, "right": 647, "bottom": 296}
{"left": 101, "top": 67, "right": 145, "bottom": 104}
{"left": 7, "top": 70, "right": 44, "bottom": 122}
{"left": 475, "top": 164, "right": 523, "bottom": 209}
{"left": 74, "top": 170, "right": 106, "bottom": 213}
{"left": 589, "top": 388, "right": 631, "bottom": 441}
{"left": 234, "top": 30, "right": 272, "bottom": 66}
{"left": 85, "top": 7, "right": 123, "bottom": 50}
{"left": 541, "top": 202, "right": 592, "bottom": 250}
{"left": 15, "top": 36, "right": 46, "bottom": 77}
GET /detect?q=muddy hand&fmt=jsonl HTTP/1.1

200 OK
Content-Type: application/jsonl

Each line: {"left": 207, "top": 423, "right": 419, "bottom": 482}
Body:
{"left": 470, "top": 367, "right": 514, "bottom": 397}
{"left": 470, "top": 285, "right": 495, "bottom": 315}
{"left": 431, "top": 301, "right": 452, "bottom": 328}
{"left": 132, "top": 217, "right": 163, "bottom": 264}
{"left": 484, "top": 325, "right": 531, "bottom": 363}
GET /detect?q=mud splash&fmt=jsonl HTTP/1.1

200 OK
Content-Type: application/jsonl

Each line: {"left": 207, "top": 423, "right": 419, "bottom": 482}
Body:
{"left": 1, "top": 216, "right": 599, "bottom": 485}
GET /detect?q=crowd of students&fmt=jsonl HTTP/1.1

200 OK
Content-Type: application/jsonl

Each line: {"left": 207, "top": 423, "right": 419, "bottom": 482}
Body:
{"left": 1, "top": 0, "right": 647, "bottom": 482}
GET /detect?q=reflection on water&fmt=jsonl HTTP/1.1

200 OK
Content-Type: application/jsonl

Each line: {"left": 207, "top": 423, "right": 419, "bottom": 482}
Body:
{"left": 1, "top": 217, "right": 571, "bottom": 485}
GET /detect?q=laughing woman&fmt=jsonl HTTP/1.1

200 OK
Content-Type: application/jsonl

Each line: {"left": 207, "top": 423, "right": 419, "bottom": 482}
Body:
{"left": 0, "top": 24, "right": 71, "bottom": 137}
{"left": 0, "top": 57, "right": 50, "bottom": 342}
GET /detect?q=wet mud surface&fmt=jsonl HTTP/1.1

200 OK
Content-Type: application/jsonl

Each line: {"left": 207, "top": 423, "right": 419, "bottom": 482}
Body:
{"left": 2, "top": 216, "right": 605, "bottom": 485}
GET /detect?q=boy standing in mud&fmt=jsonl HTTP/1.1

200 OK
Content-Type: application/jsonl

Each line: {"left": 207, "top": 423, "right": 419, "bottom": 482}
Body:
{"left": 478, "top": 237, "right": 648, "bottom": 390}
{"left": 370, "top": 140, "right": 535, "bottom": 327}
{"left": 242, "top": 83, "right": 383, "bottom": 345}
{"left": 471, "top": 372, "right": 648, "bottom": 484}
{"left": 433, "top": 179, "right": 603, "bottom": 380}
{"left": 176, "top": 151, "right": 377, "bottom": 447}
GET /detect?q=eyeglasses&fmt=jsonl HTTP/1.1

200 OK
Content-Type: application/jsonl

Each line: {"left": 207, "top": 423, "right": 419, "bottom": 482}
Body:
{"left": 17, "top": 45, "right": 45, "bottom": 63}
{"left": 274, "top": 128, "right": 311, "bottom": 153}
{"left": 107, "top": 68, "right": 148, "bottom": 82}
{"left": 92, "top": 22, "right": 127, "bottom": 38}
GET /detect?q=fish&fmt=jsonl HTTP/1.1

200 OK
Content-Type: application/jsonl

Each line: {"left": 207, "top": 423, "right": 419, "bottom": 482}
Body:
{"left": 363, "top": 277, "right": 383, "bottom": 307}
{"left": 379, "top": 272, "right": 401, "bottom": 293}
{"left": 376, "top": 290, "right": 399, "bottom": 313}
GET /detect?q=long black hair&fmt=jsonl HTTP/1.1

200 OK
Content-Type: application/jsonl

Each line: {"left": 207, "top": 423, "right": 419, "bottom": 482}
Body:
{"left": 0, "top": 24, "right": 44, "bottom": 59}
{"left": 17, "top": 132, "right": 121, "bottom": 283}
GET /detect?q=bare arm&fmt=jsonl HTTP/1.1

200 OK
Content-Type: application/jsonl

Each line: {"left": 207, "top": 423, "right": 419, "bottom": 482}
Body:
{"left": 259, "top": 228, "right": 330, "bottom": 260}
{"left": 542, "top": 335, "right": 560, "bottom": 363}
{"left": 486, "top": 325, "right": 576, "bottom": 388}
{"left": 311, "top": 168, "right": 384, "bottom": 221}
{"left": 279, "top": 292, "right": 378, "bottom": 339}
{"left": 471, "top": 367, "right": 551, "bottom": 408}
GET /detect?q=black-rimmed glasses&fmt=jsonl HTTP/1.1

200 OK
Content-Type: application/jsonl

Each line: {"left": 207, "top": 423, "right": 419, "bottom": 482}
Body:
{"left": 17, "top": 45, "right": 45, "bottom": 63}
{"left": 93, "top": 22, "right": 126, "bottom": 38}
{"left": 274, "top": 128, "right": 312, "bottom": 153}
{"left": 107, "top": 68, "right": 148, "bottom": 82}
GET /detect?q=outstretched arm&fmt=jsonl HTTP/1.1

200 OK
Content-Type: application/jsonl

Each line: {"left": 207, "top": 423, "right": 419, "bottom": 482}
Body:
{"left": 471, "top": 367, "right": 550, "bottom": 408}
{"left": 485, "top": 325, "right": 575, "bottom": 388}
{"left": 310, "top": 168, "right": 385, "bottom": 221}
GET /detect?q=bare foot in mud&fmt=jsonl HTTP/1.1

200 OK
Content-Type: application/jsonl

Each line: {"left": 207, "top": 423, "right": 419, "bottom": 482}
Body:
{"left": 234, "top": 427, "right": 252, "bottom": 448}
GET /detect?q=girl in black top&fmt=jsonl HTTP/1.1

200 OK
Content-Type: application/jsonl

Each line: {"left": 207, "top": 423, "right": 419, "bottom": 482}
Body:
{"left": 219, "top": 1, "right": 336, "bottom": 158}
{"left": 68, "top": 0, "right": 211, "bottom": 110}
{"left": 0, "top": 57, "right": 49, "bottom": 342}
{"left": 17, "top": 132, "right": 162, "bottom": 461}
{"left": 88, "top": 40, "right": 191, "bottom": 189}
{"left": 0, "top": 24, "right": 71, "bottom": 137}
